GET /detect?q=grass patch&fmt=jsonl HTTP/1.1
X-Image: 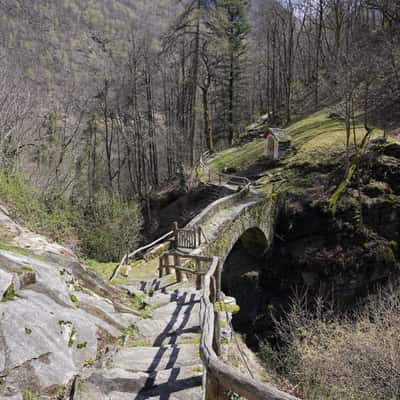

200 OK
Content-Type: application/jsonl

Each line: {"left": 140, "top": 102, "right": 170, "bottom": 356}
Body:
{"left": 0, "top": 241, "right": 46, "bottom": 259}
{"left": 129, "top": 339, "right": 147, "bottom": 347}
{"left": 68, "top": 327, "right": 77, "bottom": 348}
{"left": 208, "top": 110, "right": 392, "bottom": 203}
{"left": 83, "top": 358, "right": 94, "bottom": 367}
{"left": 2, "top": 282, "right": 18, "bottom": 302}
{"left": 131, "top": 293, "right": 146, "bottom": 309}
{"left": 23, "top": 391, "right": 39, "bottom": 400}
{"left": 81, "top": 258, "right": 116, "bottom": 280}
{"left": 210, "top": 138, "right": 265, "bottom": 172}
{"left": 77, "top": 341, "right": 87, "bottom": 349}
{"left": 182, "top": 334, "right": 201, "bottom": 345}
{"left": 214, "top": 302, "right": 240, "bottom": 314}
{"left": 69, "top": 293, "right": 79, "bottom": 307}
{"left": 121, "top": 324, "right": 148, "bottom": 347}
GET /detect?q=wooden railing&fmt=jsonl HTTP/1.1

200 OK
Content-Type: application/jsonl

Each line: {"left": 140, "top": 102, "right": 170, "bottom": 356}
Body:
{"left": 199, "top": 150, "right": 251, "bottom": 189}
{"left": 110, "top": 230, "right": 174, "bottom": 281}
{"left": 173, "top": 222, "right": 209, "bottom": 249}
{"left": 158, "top": 250, "right": 300, "bottom": 400}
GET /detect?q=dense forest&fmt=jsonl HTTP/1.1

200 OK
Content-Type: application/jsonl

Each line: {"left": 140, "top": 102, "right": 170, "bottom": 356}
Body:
{"left": 0, "top": 0, "right": 398, "bottom": 261}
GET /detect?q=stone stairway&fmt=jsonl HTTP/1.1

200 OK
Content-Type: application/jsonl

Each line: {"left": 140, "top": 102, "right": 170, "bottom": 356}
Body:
{"left": 76, "top": 277, "right": 204, "bottom": 400}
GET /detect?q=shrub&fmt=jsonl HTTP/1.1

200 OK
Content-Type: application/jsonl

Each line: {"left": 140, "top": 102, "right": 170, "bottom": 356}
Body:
{"left": 265, "top": 286, "right": 400, "bottom": 400}
{"left": 78, "top": 191, "right": 142, "bottom": 262}
{"left": 0, "top": 170, "right": 77, "bottom": 244}
{"left": 0, "top": 171, "right": 142, "bottom": 262}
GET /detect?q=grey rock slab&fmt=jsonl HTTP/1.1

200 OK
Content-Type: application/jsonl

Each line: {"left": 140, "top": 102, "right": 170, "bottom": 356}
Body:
{"left": 75, "top": 291, "right": 139, "bottom": 330}
{"left": 78, "top": 365, "right": 202, "bottom": 400}
{"left": 109, "top": 344, "right": 200, "bottom": 372}
{"left": 0, "top": 291, "right": 98, "bottom": 390}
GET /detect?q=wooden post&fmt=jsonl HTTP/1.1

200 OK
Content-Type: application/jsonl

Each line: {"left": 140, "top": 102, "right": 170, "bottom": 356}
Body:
{"left": 206, "top": 371, "right": 221, "bottom": 400}
{"left": 159, "top": 256, "right": 163, "bottom": 278}
{"left": 195, "top": 258, "right": 202, "bottom": 290}
{"left": 173, "top": 222, "right": 179, "bottom": 248}
{"left": 213, "top": 263, "right": 222, "bottom": 357}
{"left": 174, "top": 253, "right": 183, "bottom": 283}
{"left": 166, "top": 254, "right": 171, "bottom": 275}
{"left": 197, "top": 226, "right": 201, "bottom": 247}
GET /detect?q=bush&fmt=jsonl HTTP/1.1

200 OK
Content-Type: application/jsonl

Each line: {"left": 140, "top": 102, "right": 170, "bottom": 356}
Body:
{"left": 78, "top": 191, "right": 142, "bottom": 262}
{"left": 265, "top": 287, "right": 400, "bottom": 400}
{"left": 0, "top": 171, "right": 142, "bottom": 262}
{"left": 0, "top": 171, "right": 77, "bottom": 244}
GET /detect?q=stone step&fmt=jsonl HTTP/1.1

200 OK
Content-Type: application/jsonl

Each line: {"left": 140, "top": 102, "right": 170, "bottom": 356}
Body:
{"left": 109, "top": 344, "right": 200, "bottom": 373}
{"left": 135, "top": 300, "right": 201, "bottom": 346}
{"left": 78, "top": 365, "right": 203, "bottom": 400}
{"left": 144, "top": 288, "right": 201, "bottom": 308}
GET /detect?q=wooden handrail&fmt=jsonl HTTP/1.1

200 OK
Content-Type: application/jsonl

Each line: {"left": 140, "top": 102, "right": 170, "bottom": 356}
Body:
{"left": 199, "top": 256, "right": 301, "bottom": 400}
{"left": 109, "top": 230, "right": 174, "bottom": 281}
{"left": 199, "top": 151, "right": 252, "bottom": 189}
{"left": 158, "top": 250, "right": 301, "bottom": 400}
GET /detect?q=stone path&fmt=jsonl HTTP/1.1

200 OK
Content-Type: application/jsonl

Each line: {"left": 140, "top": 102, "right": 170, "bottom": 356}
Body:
{"left": 77, "top": 278, "right": 205, "bottom": 400}
{"left": 78, "top": 180, "right": 256, "bottom": 399}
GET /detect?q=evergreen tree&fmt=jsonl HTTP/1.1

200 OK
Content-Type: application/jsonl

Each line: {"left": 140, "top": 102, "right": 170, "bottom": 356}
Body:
{"left": 216, "top": 0, "right": 250, "bottom": 145}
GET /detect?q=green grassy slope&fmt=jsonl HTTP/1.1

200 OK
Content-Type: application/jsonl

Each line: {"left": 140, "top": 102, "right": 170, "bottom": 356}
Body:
{"left": 210, "top": 110, "right": 386, "bottom": 173}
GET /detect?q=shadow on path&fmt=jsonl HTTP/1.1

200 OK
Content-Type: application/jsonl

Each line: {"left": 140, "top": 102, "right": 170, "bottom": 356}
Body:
{"left": 134, "top": 292, "right": 200, "bottom": 400}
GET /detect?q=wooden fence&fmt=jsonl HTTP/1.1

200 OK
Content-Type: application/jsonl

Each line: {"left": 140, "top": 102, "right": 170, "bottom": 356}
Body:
{"left": 158, "top": 250, "right": 300, "bottom": 400}
{"left": 199, "top": 150, "right": 251, "bottom": 188}
{"left": 173, "top": 221, "right": 208, "bottom": 249}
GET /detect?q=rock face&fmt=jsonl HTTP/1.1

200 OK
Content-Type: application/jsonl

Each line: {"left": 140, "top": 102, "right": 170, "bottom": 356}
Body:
{"left": 0, "top": 215, "right": 139, "bottom": 398}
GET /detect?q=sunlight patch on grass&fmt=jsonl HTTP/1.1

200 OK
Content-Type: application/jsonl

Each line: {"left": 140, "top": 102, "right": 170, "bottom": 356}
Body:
{"left": 210, "top": 139, "right": 264, "bottom": 172}
{"left": 287, "top": 111, "right": 383, "bottom": 166}
{"left": 210, "top": 110, "right": 385, "bottom": 174}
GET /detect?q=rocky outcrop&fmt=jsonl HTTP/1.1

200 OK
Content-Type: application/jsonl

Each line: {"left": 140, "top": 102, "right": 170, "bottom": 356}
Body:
{"left": 0, "top": 214, "right": 139, "bottom": 398}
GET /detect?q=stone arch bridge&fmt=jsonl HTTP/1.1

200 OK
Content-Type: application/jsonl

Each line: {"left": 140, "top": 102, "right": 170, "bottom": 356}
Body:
{"left": 185, "top": 188, "right": 279, "bottom": 268}
{"left": 89, "top": 172, "right": 297, "bottom": 400}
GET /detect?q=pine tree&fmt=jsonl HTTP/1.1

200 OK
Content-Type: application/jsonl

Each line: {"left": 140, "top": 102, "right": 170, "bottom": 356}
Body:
{"left": 216, "top": 0, "right": 250, "bottom": 145}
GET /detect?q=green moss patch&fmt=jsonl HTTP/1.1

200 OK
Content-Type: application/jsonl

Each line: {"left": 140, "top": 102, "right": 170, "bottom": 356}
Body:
{"left": 23, "top": 391, "right": 39, "bottom": 400}
{"left": 83, "top": 358, "right": 94, "bottom": 367}
{"left": 2, "top": 282, "right": 18, "bottom": 302}
{"left": 68, "top": 327, "right": 77, "bottom": 348}
{"left": 69, "top": 294, "right": 79, "bottom": 307}
{"left": 214, "top": 302, "right": 240, "bottom": 314}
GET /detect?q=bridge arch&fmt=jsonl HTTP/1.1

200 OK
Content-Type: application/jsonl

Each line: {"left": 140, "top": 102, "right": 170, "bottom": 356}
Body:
{"left": 221, "top": 226, "right": 270, "bottom": 331}
{"left": 201, "top": 198, "right": 278, "bottom": 268}
{"left": 195, "top": 197, "right": 279, "bottom": 334}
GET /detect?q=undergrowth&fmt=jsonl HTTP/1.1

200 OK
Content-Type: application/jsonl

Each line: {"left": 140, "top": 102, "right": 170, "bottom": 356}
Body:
{"left": 0, "top": 170, "right": 142, "bottom": 262}
{"left": 261, "top": 284, "right": 400, "bottom": 400}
